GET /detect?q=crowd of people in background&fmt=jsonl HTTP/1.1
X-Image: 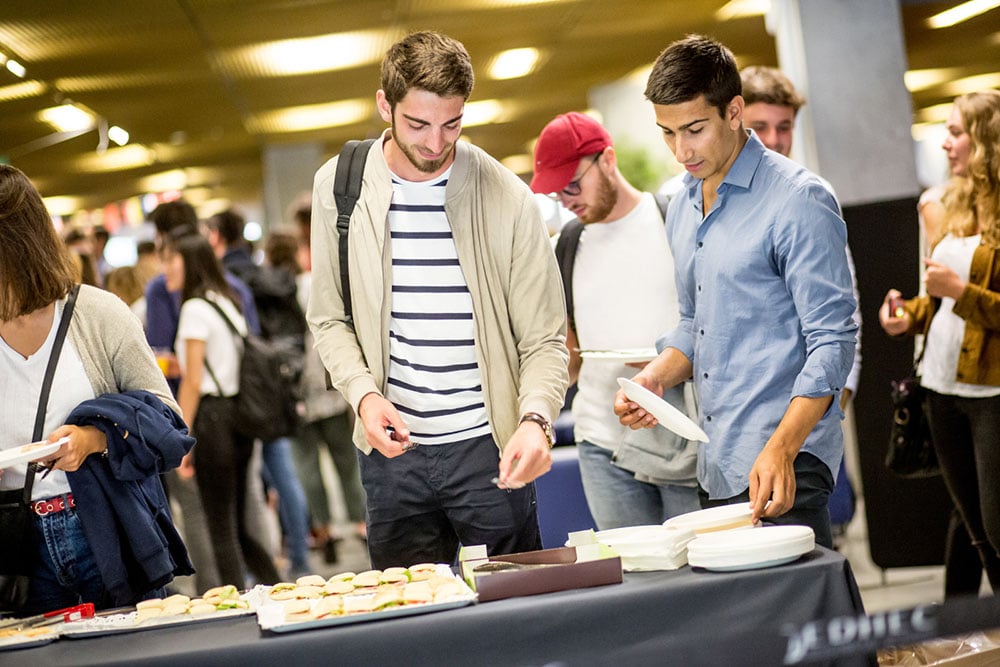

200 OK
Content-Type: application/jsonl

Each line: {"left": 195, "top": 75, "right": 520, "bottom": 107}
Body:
{"left": 49, "top": 199, "right": 368, "bottom": 593}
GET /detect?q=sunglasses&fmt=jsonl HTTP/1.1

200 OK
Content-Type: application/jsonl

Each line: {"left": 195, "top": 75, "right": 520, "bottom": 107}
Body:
{"left": 558, "top": 153, "right": 601, "bottom": 197}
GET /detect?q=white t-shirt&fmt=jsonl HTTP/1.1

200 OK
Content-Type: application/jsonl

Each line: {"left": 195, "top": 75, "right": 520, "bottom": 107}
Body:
{"left": 0, "top": 296, "right": 93, "bottom": 500}
{"left": 175, "top": 291, "right": 247, "bottom": 397}
{"left": 921, "top": 233, "right": 1000, "bottom": 398}
{"left": 572, "top": 193, "right": 680, "bottom": 449}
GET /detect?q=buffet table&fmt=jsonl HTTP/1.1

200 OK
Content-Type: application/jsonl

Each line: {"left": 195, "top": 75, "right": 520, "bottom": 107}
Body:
{"left": 4, "top": 547, "right": 869, "bottom": 666}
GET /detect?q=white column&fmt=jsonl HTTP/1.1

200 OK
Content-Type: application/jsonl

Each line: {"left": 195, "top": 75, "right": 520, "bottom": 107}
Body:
{"left": 262, "top": 142, "right": 325, "bottom": 228}
{"left": 768, "top": 0, "right": 920, "bottom": 206}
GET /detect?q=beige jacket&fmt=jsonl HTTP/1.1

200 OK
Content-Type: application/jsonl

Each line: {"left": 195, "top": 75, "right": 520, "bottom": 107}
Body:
{"left": 307, "top": 133, "right": 568, "bottom": 453}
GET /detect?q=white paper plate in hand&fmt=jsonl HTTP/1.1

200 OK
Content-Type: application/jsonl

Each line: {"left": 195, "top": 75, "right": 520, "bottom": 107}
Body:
{"left": 579, "top": 348, "right": 658, "bottom": 363}
{"left": 0, "top": 436, "right": 67, "bottom": 470}
{"left": 617, "top": 378, "right": 709, "bottom": 442}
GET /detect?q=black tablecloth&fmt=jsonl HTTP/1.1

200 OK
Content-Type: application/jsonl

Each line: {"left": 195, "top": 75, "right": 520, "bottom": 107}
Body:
{"left": 4, "top": 547, "right": 869, "bottom": 666}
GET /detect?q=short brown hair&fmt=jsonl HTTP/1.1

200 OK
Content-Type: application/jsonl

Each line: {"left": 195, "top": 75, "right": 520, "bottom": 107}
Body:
{"left": 740, "top": 66, "right": 805, "bottom": 113}
{"left": 645, "top": 35, "right": 741, "bottom": 118}
{"left": 380, "top": 31, "right": 474, "bottom": 108}
{"left": 0, "top": 165, "right": 78, "bottom": 320}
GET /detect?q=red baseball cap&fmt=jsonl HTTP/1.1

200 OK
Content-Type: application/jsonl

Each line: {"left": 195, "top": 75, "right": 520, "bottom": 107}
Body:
{"left": 530, "top": 112, "right": 612, "bottom": 194}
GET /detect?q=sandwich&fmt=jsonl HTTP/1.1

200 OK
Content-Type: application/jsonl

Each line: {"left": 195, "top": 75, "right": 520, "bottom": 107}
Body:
{"left": 295, "top": 574, "right": 326, "bottom": 587}
{"left": 322, "top": 580, "right": 355, "bottom": 596}
{"left": 268, "top": 582, "right": 297, "bottom": 601}
{"left": 351, "top": 570, "right": 381, "bottom": 589}
{"left": 283, "top": 598, "right": 313, "bottom": 622}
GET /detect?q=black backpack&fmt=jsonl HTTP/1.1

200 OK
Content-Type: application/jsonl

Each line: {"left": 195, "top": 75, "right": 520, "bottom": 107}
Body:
{"left": 203, "top": 299, "right": 299, "bottom": 442}
{"left": 554, "top": 193, "right": 672, "bottom": 335}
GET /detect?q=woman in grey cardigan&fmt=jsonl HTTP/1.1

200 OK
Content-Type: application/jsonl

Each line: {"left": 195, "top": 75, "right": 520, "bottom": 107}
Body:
{"left": 0, "top": 164, "right": 193, "bottom": 615}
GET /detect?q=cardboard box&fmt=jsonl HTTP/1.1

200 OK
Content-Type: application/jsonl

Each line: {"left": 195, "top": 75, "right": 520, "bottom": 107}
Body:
{"left": 460, "top": 545, "right": 622, "bottom": 602}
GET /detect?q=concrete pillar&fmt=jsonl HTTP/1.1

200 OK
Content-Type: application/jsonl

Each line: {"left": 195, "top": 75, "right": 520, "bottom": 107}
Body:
{"left": 768, "top": 0, "right": 920, "bottom": 206}
{"left": 261, "top": 142, "right": 325, "bottom": 229}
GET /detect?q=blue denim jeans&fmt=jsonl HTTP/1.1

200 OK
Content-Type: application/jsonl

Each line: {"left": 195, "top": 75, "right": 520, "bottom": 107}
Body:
{"left": 577, "top": 440, "right": 700, "bottom": 530}
{"left": 25, "top": 499, "right": 107, "bottom": 615}
{"left": 261, "top": 437, "right": 311, "bottom": 575}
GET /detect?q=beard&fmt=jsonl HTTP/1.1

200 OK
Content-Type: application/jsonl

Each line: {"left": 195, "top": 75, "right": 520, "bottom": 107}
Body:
{"left": 579, "top": 169, "right": 617, "bottom": 223}
{"left": 390, "top": 120, "right": 454, "bottom": 175}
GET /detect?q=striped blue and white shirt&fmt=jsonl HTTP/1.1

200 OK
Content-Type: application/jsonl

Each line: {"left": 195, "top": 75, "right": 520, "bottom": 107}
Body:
{"left": 384, "top": 168, "right": 491, "bottom": 445}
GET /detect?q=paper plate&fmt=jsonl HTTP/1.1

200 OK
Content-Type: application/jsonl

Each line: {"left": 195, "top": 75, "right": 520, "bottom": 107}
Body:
{"left": 617, "top": 378, "right": 708, "bottom": 442}
{"left": 579, "top": 348, "right": 658, "bottom": 363}
{"left": 594, "top": 525, "right": 694, "bottom": 558}
{"left": 0, "top": 436, "right": 67, "bottom": 470}
{"left": 662, "top": 504, "right": 756, "bottom": 534}
{"left": 687, "top": 525, "right": 815, "bottom": 571}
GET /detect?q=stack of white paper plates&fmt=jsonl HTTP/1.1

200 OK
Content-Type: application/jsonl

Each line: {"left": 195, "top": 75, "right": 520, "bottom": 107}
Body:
{"left": 593, "top": 525, "right": 696, "bottom": 571}
{"left": 687, "top": 525, "right": 815, "bottom": 571}
{"left": 662, "top": 504, "right": 756, "bottom": 534}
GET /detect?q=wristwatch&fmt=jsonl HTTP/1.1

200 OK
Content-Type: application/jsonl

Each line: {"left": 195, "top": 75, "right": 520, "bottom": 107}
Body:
{"left": 519, "top": 412, "right": 555, "bottom": 448}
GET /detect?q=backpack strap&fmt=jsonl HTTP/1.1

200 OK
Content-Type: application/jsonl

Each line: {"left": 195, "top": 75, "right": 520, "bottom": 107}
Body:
{"left": 201, "top": 298, "right": 246, "bottom": 398}
{"left": 333, "top": 138, "right": 376, "bottom": 327}
{"left": 553, "top": 219, "right": 585, "bottom": 336}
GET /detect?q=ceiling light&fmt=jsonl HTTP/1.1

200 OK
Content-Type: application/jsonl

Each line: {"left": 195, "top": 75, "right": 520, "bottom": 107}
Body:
{"left": 43, "top": 196, "right": 81, "bottom": 217}
{"left": 715, "top": 0, "right": 770, "bottom": 20}
{"left": 246, "top": 99, "right": 370, "bottom": 134}
{"left": 226, "top": 30, "right": 393, "bottom": 77}
{"left": 904, "top": 67, "right": 965, "bottom": 92}
{"left": 5, "top": 58, "right": 26, "bottom": 78}
{"left": 0, "top": 80, "right": 45, "bottom": 102}
{"left": 927, "top": 0, "right": 1000, "bottom": 28}
{"left": 913, "top": 102, "right": 954, "bottom": 125}
{"left": 463, "top": 99, "right": 507, "bottom": 127}
{"left": 940, "top": 71, "right": 1000, "bottom": 96}
{"left": 76, "top": 144, "right": 155, "bottom": 172}
{"left": 108, "top": 125, "right": 130, "bottom": 146}
{"left": 501, "top": 153, "right": 534, "bottom": 175}
{"left": 39, "top": 104, "right": 96, "bottom": 132}
{"left": 139, "top": 169, "right": 187, "bottom": 193}
{"left": 488, "top": 48, "right": 541, "bottom": 80}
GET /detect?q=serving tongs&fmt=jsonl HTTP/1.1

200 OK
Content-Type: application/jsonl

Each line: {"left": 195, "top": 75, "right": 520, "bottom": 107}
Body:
{"left": 0, "top": 602, "right": 95, "bottom": 631}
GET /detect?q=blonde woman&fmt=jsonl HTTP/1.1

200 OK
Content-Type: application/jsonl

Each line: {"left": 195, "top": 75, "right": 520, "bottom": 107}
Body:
{"left": 880, "top": 90, "right": 1000, "bottom": 592}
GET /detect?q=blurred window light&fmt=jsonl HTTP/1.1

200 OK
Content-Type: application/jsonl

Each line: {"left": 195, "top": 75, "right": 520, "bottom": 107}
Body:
{"left": 139, "top": 169, "right": 187, "bottom": 194}
{"left": 5, "top": 58, "right": 26, "bottom": 78}
{"left": 927, "top": 0, "right": 1000, "bottom": 28}
{"left": 501, "top": 153, "right": 534, "bottom": 175}
{"left": 488, "top": 48, "right": 540, "bottom": 80}
{"left": 913, "top": 102, "right": 954, "bottom": 125}
{"left": 40, "top": 104, "right": 96, "bottom": 132}
{"left": 108, "top": 125, "right": 130, "bottom": 146}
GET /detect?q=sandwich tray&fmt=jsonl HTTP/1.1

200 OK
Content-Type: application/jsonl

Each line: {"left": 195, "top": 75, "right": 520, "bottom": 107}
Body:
{"left": 259, "top": 594, "right": 476, "bottom": 633}
{"left": 0, "top": 627, "right": 59, "bottom": 651}
{"left": 59, "top": 605, "right": 255, "bottom": 638}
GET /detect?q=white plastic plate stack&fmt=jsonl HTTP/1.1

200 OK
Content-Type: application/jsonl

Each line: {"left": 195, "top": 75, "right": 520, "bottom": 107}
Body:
{"left": 686, "top": 525, "right": 815, "bottom": 572}
{"left": 662, "top": 504, "right": 756, "bottom": 535}
{"left": 594, "top": 525, "right": 696, "bottom": 571}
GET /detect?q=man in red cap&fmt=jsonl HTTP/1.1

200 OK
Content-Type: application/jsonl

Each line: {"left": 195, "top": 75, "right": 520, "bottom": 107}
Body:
{"left": 531, "top": 112, "right": 700, "bottom": 530}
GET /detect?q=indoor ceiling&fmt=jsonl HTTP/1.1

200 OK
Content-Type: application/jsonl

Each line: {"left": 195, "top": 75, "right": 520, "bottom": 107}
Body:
{"left": 0, "top": 0, "right": 997, "bottom": 217}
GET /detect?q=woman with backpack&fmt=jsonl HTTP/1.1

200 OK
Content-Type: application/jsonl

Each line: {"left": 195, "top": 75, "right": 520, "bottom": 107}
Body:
{"left": 163, "top": 228, "right": 280, "bottom": 589}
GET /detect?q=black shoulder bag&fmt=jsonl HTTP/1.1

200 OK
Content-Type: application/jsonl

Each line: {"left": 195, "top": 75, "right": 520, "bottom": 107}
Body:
{"left": 886, "top": 341, "right": 939, "bottom": 478}
{"left": 0, "top": 284, "right": 79, "bottom": 612}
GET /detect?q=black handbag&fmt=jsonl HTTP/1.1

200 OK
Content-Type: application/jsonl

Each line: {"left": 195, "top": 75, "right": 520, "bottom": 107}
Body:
{"left": 0, "top": 285, "right": 78, "bottom": 612}
{"left": 885, "top": 344, "right": 939, "bottom": 479}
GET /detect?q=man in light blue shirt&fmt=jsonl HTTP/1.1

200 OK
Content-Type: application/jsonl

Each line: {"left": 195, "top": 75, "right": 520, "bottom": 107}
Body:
{"left": 615, "top": 35, "right": 857, "bottom": 548}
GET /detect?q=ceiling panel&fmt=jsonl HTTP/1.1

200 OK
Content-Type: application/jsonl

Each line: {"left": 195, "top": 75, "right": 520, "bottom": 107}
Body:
{"left": 0, "top": 0, "right": 995, "bottom": 213}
